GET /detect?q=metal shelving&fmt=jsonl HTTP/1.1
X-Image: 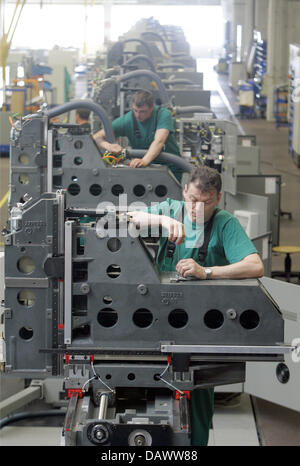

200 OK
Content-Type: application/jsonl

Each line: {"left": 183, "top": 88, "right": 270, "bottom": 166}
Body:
{"left": 288, "top": 44, "right": 300, "bottom": 168}
{"left": 274, "top": 85, "right": 289, "bottom": 128}
{"left": 253, "top": 36, "right": 267, "bottom": 118}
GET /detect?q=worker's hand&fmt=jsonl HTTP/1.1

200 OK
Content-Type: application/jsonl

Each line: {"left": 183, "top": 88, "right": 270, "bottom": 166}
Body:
{"left": 176, "top": 259, "right": 206, "bottom": 279}
{"left": 92, "top": 130, "right": 123, "bottom": 154}
{"left": 161, "top": 217, "right": 185, "bottom": 245}
{"left": 129, "top": 158, "right": 148, "bottom": 168}
{"left": 107, "top": 143, "right": 123, "bottom": 155}
{"left": 128, "top": 211, "right": 152, "bottom": 229}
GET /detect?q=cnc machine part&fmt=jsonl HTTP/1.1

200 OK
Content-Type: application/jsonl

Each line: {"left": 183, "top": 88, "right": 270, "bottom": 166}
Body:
{"left": 92, "top": 70, "right": 170, "bottom": 119}
{"left": 107, "top": 39, "right": 154, "bottom": 68}
{"left": 9, "top": 115, "right": 47, "bottom": 209}
{"left": 8, "top": 100, "right": 114, "bottom": 209}
{"left": 66, "top": 387, "right": 186, "bottom": 446}
{"left": 4, "top": 192, "right": 66, "bottom": 376}
{"left": 51, "top": 133, "right": 184, "bottom": 208}
{"left": 9, "top": 102, "right": 187, "bottom": 210}
{"left": 177, "top": 118, "right": 237, "bottom": 194}
{"left": 3, "top": 196, "right": 287, "bottom": 379}
{"left": 122, "top": 54, "right": 156, "bottom": 73}
{"left": 46, "top": 99, "right": 115, "bottom": 143}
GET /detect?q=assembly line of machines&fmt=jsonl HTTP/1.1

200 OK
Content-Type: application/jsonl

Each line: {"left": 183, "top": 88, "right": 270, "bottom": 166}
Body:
{"left": 1, "top": 18, "right": 298, "bottom": 446}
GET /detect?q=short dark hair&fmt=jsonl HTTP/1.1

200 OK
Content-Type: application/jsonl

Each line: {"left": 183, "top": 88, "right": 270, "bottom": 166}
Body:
{"left": 188, "top": 166, "right": 222, "bottom": 194}
{"left": 132, "top": 91, "right": 154, "bottom": 108}
{"left": 76, "top": 109, "right": 90, "bottom": 121}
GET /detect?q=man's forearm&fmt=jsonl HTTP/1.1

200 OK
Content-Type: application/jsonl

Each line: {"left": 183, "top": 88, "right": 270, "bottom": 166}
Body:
{"left": 93, "top": 130, "right": 122, "bottom": 154}
{"left": 210, "top": 255, "right": 264, "bottom": 279}
{"left": 142, "top": 139, "right": 165, "bottom": 165}
{"left": 129, "top": 211, "right": 165, "bottom": 229}
{"left": 96, "top": 139, "right": 111, "bottom": 151}
{"left": 93, "top": 130, "right": 108, "bottom": 150}
{"left": 129, "top": 211, "right": 185, "bottom": 244}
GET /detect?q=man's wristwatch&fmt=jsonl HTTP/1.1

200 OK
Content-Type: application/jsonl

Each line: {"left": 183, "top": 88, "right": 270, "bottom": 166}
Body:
{"left": 204, "top": 268, "right": 212, "bottom": 280}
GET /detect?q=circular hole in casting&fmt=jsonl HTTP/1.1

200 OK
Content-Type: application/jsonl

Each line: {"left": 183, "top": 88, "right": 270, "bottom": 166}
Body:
{"left": 111, "top": 184, "right": 124, "bottom": 196}
{"left": 203, "top": 309, "right": 224, "bottom": 329}
{"left": 106, "top": 264, "right": 121, "bottom": 279}
{"left": 107, "top": 238, "right": 121, "bottom": 252}
{"left": 19, "top": 153, "right": 29, "bottom": 165}
{"left": 90, "top": 184, "right": 102, "bottom": 196}
{"left": 74, "top": 156, "right": 83, "bottom": 165}
{"left": 168, "top": 309, "right": 188, "bottom": 328}
{"left": 18, "top": 174, "right": 30, "bottom": 184}
{"left": 132, "top": 309, "right": 153, "bottom": 328}
{"left": 103, "top": 296, "right": 113, "bottom": 305}
{"left": 155, "top": 185, "right": 167, "bottom": 197}
{"left": 68, "top": 183, "right": 80, "bottom": 196}
{"left": 97, "top": 308, "right": 118, "bottom": 328}
{"left": 239, "top": 310, "right": 260, "bottom": 330}
{"left": 19, "top": 327, "right": 33, "bottom": 340}
{"left": 133, "top": 185, "right": 146, "bottom": 197}
{"left": 17, "top": 256, "right": 35, "bottom": 274}
{"left": 17, "top": 289, "right": 35, "bottom": 307}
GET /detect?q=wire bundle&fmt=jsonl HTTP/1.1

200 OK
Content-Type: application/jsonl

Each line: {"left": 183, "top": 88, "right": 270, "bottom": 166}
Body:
{"left": 102, "top": 151, "right": 125, "bottom": 166}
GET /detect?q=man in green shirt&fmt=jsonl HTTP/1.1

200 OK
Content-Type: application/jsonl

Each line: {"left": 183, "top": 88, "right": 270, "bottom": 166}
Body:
{"left": 93, "top": 90, "right": 183, "bottom": 182}
{"left": 128, "top": 166, "right": 264, "bottom": 445}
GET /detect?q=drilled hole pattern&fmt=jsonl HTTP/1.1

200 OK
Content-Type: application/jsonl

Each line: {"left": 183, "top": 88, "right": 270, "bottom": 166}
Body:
{"left": 95, "top": 307, "right": 260, "bottom": 331}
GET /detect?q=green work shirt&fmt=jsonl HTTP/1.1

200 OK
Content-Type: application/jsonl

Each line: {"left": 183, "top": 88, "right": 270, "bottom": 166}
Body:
{"left": 147, "top": 198, "right": 258, "bottom": 272}
{"left": 112, "top": 106, "right": 183, "bottom": 182}
{"left": 147, "top": 198, "right": 258, "bottom": 445}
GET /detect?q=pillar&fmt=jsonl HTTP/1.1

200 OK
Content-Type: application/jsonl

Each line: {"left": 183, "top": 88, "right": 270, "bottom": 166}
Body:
{"left": 266, "top": 0, "right": 288, "bottom": 121}
{"left": 104, "top": 0, "right": 112, "bottom": 48}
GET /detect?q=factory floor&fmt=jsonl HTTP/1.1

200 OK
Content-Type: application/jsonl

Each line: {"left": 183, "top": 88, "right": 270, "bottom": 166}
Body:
{"left": 1, "top": 60, "right": 299, "bottom": 447}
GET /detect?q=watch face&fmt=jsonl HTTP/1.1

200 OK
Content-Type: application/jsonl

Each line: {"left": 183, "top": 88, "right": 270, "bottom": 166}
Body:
{"left": 205, "top": 268, "right": 212, "bottom": 278}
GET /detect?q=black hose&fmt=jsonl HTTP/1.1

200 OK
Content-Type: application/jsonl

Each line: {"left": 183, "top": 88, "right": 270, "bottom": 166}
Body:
{"left": 0, "top": 409, "right": 67, "bottom": 429}
{"left": 46, "top": 99, "right": 115, "bottom": 143}
{"left": 141, "top": 31, "right": 169, "bottom": 55}
{"left": 128, "top": 149, "right": 192, "bottom": 173}
{"left": 117, "top": 70, "right": 169, "bottom": 105}
{"left": 122, "top": 38, "right": 153, "bottom": 61}
{"left": 122, "top": 54, "right": 156, "bottom": 73}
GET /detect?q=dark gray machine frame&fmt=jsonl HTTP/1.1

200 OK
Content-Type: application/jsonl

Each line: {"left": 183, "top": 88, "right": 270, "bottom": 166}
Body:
{"left": 3, "top": 191, "right": 293, "bottom": 446}
{"left": 9, "top": 100, "right": 191, "bottom": 211}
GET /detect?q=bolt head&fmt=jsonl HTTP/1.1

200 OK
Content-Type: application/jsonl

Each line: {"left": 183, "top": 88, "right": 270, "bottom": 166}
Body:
{"left": 137, "top": 284, "right": 148, "bottom": 295}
